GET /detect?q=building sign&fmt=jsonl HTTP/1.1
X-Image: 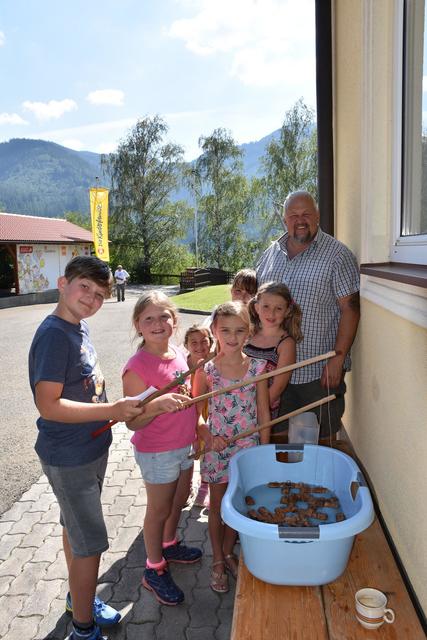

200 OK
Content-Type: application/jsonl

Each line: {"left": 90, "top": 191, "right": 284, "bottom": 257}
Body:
{"left": 19, "top": 246, "right": 33, "bottom": 254}
{"left": 17, "top": 244, "right": 91, "bottom": 294}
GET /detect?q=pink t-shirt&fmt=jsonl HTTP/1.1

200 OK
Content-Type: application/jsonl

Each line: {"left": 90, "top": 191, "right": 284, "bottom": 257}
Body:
{"left": 123, "top": 345, "right": 197, "bottom": 453}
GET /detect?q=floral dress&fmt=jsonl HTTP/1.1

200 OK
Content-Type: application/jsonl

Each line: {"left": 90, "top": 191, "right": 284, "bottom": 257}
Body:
{"left": 201, "top": 357, "right": 267, "bottom": 484}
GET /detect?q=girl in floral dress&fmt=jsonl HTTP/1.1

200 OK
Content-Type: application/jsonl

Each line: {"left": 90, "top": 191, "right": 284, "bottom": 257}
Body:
{"left": 192, "top": 302, "right": 270, "bottom": 593}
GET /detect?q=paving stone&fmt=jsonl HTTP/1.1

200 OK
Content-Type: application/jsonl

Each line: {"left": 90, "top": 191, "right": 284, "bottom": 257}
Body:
{"left": 44, "top": 555, "right": 68, "bottom": 581}
{"left": 0, "top": 575, "right": 13, "bottom": 597}
{"left": 0, "top": 520, "right": 14, "bottom": 537}
{"left": 109, "top": 449, "right": 127, "bottom": 464}
{"left": 101, "top": 484, "right": 120, "bottom": 504}
{"left": 110, "top": 526, "right": 140, "bottom": 554}
{"left": 108, "top": 495, "right": 135, "bottom": 516}
{"left": 104, "top": 514, "right": 123, "bottom": 540}
{"left": 183, "top": 514, "right": 208, "bottom": 544}
{"left": 1, "top": 613, "right": 41, "bottom": 640}
{"left": 123, "top": 535, "right": 146, "bottom": 569}
{"left": 107, "top": 469, "right": 132, "bottom": 486}
{"left": 126, "top": 622, "right": 157, "bottom": 640}
{"left": 28, "top": 490, "right": 57, "bottom": 512}
{"left": 20, "top": 578, "right": 63, "bottom": 616}
{"left": 39, "top": 503, "right": 60, "bottom": 524}
{"left": 188, "top": 587, "right": 220, "bottom": 626}
{"left": 7, "top": 561, "right": 49, "bottom": 595}
{"left": 19, "top": 522, "right": 55, "bottom": 547}
{"left": 20, "top": 482, "right": 48, "bottom": 503}
{"left": 0, "top": 547, "right": 35, "bottom": 577}
{"left": 111, "top": 566, "right": 141, "bottom": 602}
{"left": 216, "top": 606, "right": 235, "bottom": 640}
{"left": 0, "top": 594, "right": 26, "bottom": 637}
{"left": 186, "top": 627, "right": 217, "bottom": 640}
{"left": 131, "top": 587, "right": 161, "bottom": 624}
{"left": 8, "top": 510, "right": 43, "bottom": 535}
{"left": 31, "top": 534, "right": 63, "bottom": 563}
{"left": 99, "top": 552, "right": 127, "bottom": 583}
{"left": 0, "top": 532, "right": 25, "bottom": 560}
{"left": 157, "top": 604, "right": 190, "bottom": 639}
{"left": 120, "top": 479, "right": 142, "bottom": 497}
{"left": 0, "top": 501, "right": 30, "bottom": 523}
{"left": 122, "top": 504, "right": 145, "bottom": 528}
{"left": 33, "top": 596, "right": 70, "bottom": 640}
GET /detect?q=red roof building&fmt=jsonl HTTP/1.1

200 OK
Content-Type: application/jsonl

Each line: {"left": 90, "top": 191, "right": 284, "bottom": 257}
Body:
{"left": 0, "top": 213, "right": 94, "bottom": 296}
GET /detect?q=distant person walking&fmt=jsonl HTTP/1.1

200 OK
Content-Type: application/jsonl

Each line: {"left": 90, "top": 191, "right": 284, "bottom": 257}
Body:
{"left": 114, "top": 265, "right": 129, "bottom": 302}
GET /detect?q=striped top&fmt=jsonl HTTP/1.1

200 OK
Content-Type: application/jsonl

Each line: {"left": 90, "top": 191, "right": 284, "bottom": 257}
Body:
{"left": 256, "top": 228, "right": 359, "bottom": 384}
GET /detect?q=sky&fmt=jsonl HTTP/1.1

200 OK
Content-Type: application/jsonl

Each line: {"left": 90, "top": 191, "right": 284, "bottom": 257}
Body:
{"left": 0, "top": 0, "right": 316, "bottom": 161}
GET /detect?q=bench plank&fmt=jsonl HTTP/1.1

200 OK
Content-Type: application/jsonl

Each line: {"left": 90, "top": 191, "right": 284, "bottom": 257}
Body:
{"left": 231, "top": 562, "right": 329, "bottom": 640}
{"left": 231, "top": 519, "right": 425, "bottom": 639}
{"left": 323, "top": 518, "right": 425, "bottom": 639}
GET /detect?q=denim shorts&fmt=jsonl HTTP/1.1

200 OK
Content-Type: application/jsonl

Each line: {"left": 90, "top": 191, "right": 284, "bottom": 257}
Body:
{"left": 134, "top": 445, "right": 193, "bottom": 484}
{"left": 41, "top": 452, "right": 109, "bottom": 558}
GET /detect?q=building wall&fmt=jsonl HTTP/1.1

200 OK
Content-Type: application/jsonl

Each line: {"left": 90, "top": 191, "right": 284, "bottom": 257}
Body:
{"left": 333, "top": 0, "right": 427, "bottom": 613}
{"left": 17, "top": 243, "right": 91, "bottom": 294}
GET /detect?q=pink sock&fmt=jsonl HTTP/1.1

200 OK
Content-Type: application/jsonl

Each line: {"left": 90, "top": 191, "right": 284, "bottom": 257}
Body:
{"left": 162, "top": 538, "right": 178, "bottom": 549}
{"left": 146, "top": 557, "right": 167, "bottom": 570}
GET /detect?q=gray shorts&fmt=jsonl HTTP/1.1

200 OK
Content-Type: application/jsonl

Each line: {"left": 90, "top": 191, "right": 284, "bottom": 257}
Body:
{"left": 134, "top": 445, "right": 193, "bottom": 484}
{"left": 278, "top": 378, "right": 347, "bottom": 438}
{"left": 41, "top": 452, "right": 109, "bottom": 558}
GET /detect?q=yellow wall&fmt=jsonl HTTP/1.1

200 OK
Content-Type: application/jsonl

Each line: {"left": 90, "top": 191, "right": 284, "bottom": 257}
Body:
{"left": 334, "top": 0, "right": 427, "bottom": 613}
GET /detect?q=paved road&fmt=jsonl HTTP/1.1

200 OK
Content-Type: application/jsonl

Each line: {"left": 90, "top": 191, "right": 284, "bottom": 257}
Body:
{"left": 0, "top": 287, "right": 201, "bottom": 515}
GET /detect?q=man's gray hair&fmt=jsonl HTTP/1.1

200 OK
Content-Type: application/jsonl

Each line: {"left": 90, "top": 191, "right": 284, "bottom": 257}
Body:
{"left": 283, "top": 190, "right": 318, "bottom": 212}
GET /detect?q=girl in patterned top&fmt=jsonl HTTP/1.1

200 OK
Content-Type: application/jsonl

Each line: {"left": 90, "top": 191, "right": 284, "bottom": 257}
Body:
{"left": 244, "top": 282, "right": 303, "bottom": 420}
{"left": 193, "top": 301, "right": 270, "bottom": 594}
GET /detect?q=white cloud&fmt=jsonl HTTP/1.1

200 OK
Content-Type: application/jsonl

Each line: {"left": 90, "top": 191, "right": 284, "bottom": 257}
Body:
{"left": 61, "top": 138, "right": 85, "bottom": 151}
{"left": 0, "top": 112, "right": 28, "bottom": 125}
{"left": 96, "top": 142, "right": 119, "bottom": 154}
{"left": 0, "top": 31, "right": 5, "bottom": 46}
{"left": 22, "top": 98, "right": 78, "bottom": 121}
{"left": 86, "top": 89, "right": 125, "bottom": 106}
{"left": 423, "top": 76, "right": 427, "bottom": 92}
{"left": 168, "top": 0, "right": 315, "bottom": 87}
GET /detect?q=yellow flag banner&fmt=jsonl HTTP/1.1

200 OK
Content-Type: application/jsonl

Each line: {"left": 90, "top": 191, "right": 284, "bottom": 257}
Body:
{"left": 89, "top": 187, "right": 110, "bottom": 261}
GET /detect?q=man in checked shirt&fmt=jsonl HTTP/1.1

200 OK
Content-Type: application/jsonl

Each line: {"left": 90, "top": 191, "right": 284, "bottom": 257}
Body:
{"left": 256, "top": 190, "right": 360, "bottom": 444}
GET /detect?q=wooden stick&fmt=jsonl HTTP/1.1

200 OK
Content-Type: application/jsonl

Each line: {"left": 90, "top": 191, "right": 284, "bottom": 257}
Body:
{"left": 190, "top": 394, "right": 336, "bottom": 459}
{"left": 91, "top": 352, "right": 215, "bottom": 439}
{"left": 183, "top": 350, "right": 336, "bottom": 408}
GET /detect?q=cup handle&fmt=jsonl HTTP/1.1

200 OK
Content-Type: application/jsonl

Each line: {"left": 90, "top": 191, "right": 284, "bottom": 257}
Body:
{"left": 383, "top": 608, "right": 395, "bottom": 624}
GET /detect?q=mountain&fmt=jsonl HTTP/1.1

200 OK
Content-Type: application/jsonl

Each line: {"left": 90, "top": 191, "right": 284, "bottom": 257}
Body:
{"left": 0, "top": 139, "right": 102, "bottom": 218}
{"left": 0, "top": 131, "right": 280, "bottom": 218}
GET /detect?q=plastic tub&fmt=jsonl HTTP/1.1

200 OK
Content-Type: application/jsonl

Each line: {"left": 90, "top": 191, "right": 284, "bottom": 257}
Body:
{"left": 221, "top": 444, "right": 374, "bottom": 586}
{"left": 288, "top": 411, "right": 319, "bottom": 444}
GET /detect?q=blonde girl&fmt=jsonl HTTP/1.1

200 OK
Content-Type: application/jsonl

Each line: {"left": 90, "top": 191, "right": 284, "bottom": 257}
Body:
{"left": 245, "top": 282, "right": 303, "bottom": 419}
{"left": 192, "top": 301, "right": 270, "bottom": 593}
{"left": 122, "top": 291, "right": 201, "bottom": 606}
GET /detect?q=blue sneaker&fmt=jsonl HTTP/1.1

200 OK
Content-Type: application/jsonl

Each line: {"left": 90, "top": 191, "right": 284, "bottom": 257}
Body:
{"left": 142, "top": 566, "right": 184, "bottom": 605}
{"left": 65, "top": 592, "right": 121, "bottom": 627}
{"left": 163, "top": 541, "right": 202, "bottom": 564}
{"left": 68, "top": 623, "right": 106, "bottom": 639}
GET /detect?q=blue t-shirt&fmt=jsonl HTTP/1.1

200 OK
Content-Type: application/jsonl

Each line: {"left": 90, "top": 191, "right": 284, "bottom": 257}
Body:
{"left": 28, "top": 315, "right": 112, "bottom": 466}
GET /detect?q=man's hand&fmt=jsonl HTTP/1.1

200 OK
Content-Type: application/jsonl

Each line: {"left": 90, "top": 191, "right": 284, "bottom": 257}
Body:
{"left": 320, "top": 354, "right": 344, "bottom": 388}
{"left": 111, "top": 398, "right": 145, "bottom": 422}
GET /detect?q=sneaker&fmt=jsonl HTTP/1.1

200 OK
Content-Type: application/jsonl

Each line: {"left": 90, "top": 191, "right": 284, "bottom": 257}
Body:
{"left": 194, "top": 481, "right": 209, "bottom": 507}
{"left": 68, "top": 623, "right": 106, "bottom": 639}
{"left": 163, "top": 541, "right": 202, "bottom": 564}
{"left": 142, "top": 566, "right": 184, "bottom": 605}
{"left": 66, "top": 593, "right": 121, "bottom": 627}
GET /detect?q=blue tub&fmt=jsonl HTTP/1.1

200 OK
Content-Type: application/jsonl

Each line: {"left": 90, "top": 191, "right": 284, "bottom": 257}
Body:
{"left": 221, "top": 444, "right": 374, "bottom": 586}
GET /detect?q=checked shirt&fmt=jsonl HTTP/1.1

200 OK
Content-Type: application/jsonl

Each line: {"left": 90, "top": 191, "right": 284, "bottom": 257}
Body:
{"left": 256, "top": 227, "right": 360, "bottom": 384}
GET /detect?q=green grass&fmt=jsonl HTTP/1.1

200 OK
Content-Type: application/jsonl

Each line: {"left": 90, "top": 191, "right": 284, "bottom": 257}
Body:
{"left": 171, "top": 284, "right": 231, "bottom": 311}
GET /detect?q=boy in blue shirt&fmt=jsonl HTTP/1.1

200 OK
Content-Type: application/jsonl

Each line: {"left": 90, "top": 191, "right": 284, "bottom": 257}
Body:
{"left": 29, "top": 256, "right": 144, "bottom": 640}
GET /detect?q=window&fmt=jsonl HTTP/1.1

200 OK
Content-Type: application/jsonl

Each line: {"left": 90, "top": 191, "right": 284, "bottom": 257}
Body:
{"left": 392, "top": 0, "right": 427, "bottom": 264}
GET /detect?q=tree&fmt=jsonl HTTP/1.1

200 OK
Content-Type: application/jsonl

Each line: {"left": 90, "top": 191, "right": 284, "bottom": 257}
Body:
{"left": 101, "top": 115, "right": 192, "bottom": 278}
{"left": 65, "top": 211, "right": 91, "bottom": 230}
{"left": 189, "top": 128, "right": 252, "bottom": 270}
{"left": 261, "top": 98, "right": 318, "bottom": 238}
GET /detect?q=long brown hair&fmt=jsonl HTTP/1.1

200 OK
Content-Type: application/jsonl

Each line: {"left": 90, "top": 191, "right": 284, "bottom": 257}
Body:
{"left": 248, "top": 282, "right": 303, "bottom": 343}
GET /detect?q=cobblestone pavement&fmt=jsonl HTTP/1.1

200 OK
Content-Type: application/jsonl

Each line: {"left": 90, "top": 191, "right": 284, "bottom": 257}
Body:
{"left": 0, "top": 425, "right": 235, "bottom": 640}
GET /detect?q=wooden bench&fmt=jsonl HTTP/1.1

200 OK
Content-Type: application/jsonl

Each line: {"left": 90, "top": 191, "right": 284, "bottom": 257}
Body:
{"left": 231, "top": 518, "right": 425, "bottom": 639}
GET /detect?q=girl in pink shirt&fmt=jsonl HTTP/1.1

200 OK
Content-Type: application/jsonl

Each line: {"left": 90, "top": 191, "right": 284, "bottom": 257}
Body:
{"left": 122, "top": 291, "right": 201, "bottom": 606}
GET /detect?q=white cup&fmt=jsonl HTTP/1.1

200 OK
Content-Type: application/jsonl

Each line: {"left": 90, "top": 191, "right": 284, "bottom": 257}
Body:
{"left": 355, "top": 588, "right": 395, "bottom": 630}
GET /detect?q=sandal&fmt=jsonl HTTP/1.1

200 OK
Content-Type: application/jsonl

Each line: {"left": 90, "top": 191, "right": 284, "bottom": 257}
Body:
{"left": 224, "top": 553, "right": 239, "bottom": 579}
{"left": 210, "top": 561, "right": 229, "bottom": 593}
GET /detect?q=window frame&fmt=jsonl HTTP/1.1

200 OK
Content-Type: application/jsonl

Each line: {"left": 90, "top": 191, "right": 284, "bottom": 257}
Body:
{"left": 391, "top": 0, "right": 427, "bottom": 265}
